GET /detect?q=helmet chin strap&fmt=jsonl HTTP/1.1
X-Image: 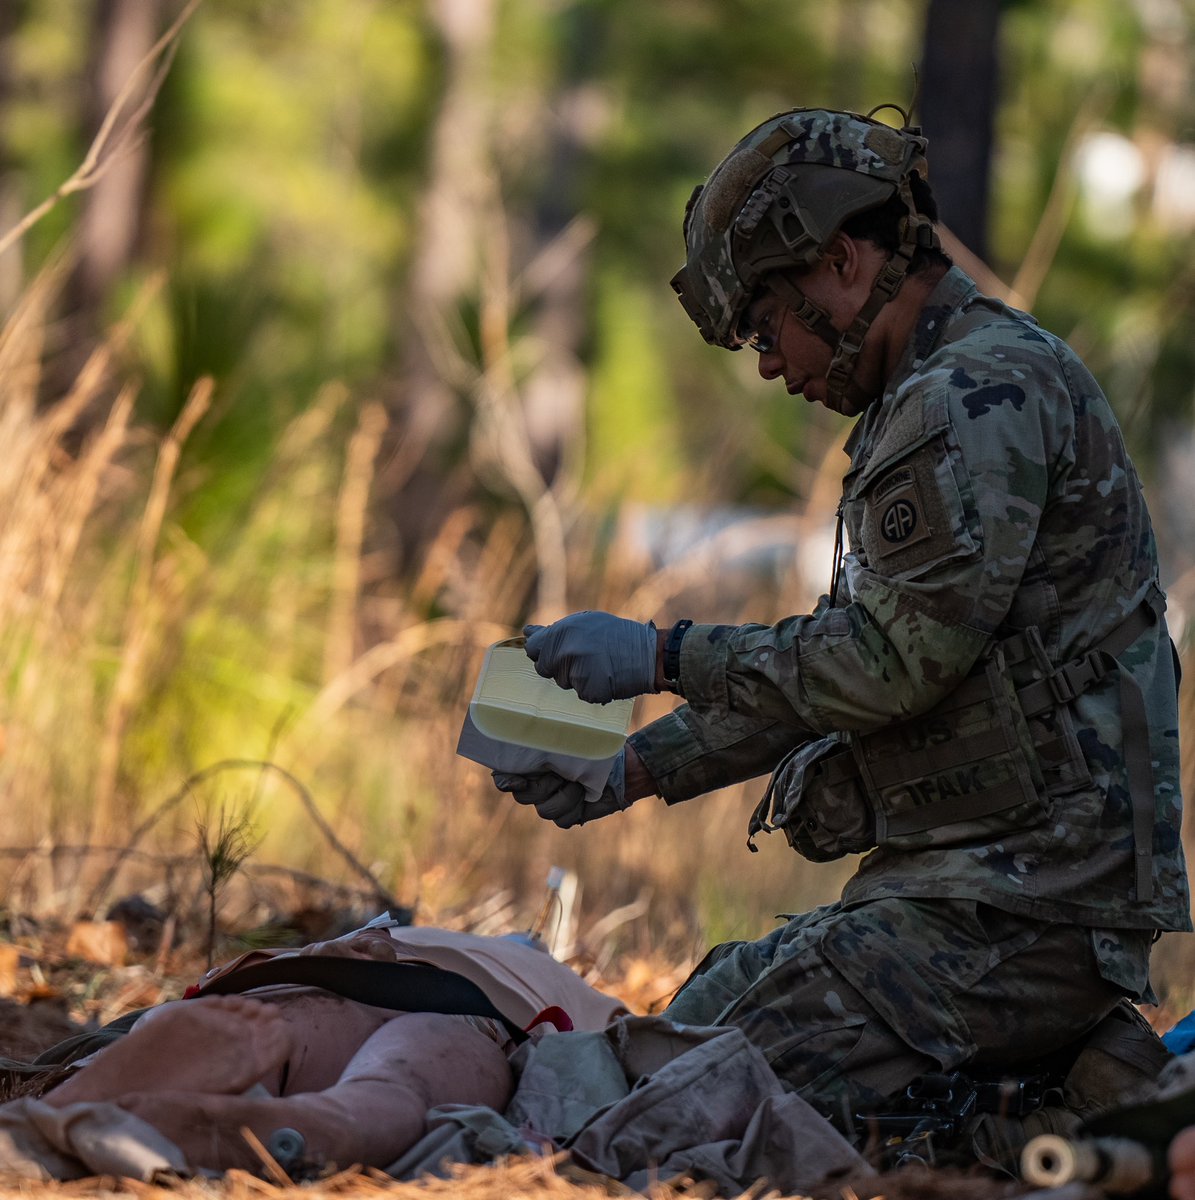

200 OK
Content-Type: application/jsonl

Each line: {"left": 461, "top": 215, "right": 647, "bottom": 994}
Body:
{"left": 764, "top": 273, "right": 841, "bottom": 351}
{"left": 763, "top": 179, "right": 940, "bottom": 412}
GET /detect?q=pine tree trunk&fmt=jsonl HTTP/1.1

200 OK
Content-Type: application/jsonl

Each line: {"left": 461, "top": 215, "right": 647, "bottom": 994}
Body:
{"left": 0, "top": 1, "right": 26, "bottom": 315}
{"left": 919, "top": 0, "right": 1002, "bottom": 263}
{"left": 74, "top": 0, "right": 162, "bottom": 310}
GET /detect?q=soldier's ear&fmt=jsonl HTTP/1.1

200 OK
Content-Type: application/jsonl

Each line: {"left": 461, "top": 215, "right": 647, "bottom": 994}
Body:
{"left": 823, "top": 233, "right": 858, "bottom": 280}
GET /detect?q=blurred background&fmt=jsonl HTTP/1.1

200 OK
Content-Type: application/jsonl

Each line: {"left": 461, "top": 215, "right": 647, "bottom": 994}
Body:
{"left": 1, "top": 0, "right": 1194, "bottom": 1005}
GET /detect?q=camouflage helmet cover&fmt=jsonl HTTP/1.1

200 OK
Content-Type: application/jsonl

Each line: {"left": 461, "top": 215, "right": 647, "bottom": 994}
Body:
{"left": 671, "top": 108, "right": 932, "bottom": 349}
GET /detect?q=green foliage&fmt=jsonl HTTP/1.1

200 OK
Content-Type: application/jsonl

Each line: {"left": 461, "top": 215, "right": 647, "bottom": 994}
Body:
{"left": 1, "top": 0, "right": 87, "bottom": 259}
{"left": 142, "top": 0, "right": 427, "bottom": 443}
{"left": 587, "top": 267, "right": 684, "bottom": 502}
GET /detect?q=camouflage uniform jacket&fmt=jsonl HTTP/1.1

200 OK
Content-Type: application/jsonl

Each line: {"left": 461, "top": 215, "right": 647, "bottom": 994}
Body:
{"left": 629, "top": 267, "right": 1190, "bottom": 936}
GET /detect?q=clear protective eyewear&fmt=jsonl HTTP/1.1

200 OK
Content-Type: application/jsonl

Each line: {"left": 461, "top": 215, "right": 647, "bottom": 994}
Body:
{"left": 736, "top": 303, "right": 787, "bottom": 355}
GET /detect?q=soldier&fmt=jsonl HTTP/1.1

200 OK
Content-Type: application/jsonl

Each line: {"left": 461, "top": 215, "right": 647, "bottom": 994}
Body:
{"left": 493, "top": 106, "right": 1191, "bottom": 1123}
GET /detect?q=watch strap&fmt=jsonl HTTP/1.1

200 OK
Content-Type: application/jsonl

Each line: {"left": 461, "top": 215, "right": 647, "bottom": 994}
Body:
{"left": 663, "top": 619, "right": 693, "bottom": 683}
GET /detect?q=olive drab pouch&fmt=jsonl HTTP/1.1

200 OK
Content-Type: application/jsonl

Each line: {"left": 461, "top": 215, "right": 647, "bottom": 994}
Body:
{"left": 747, "top": 736, "right": 875, "bottom": 861}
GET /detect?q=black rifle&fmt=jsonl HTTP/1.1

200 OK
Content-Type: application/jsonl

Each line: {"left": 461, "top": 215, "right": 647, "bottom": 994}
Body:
{"left": 855, "top": 1068, "right": 1064, "bottom": 1169}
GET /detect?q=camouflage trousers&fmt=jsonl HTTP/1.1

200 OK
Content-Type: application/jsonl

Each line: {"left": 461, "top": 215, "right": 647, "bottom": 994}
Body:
{"left": 664, "top": 897, "right": 1129, "bottom": 1122}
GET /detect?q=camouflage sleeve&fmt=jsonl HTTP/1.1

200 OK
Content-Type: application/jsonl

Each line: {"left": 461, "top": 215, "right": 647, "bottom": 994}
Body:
{"left": 676, "top": 330, "right": 1070, "bottom": 736}
{"left": 627, "top": 703, "right": 812, "bottom": 804}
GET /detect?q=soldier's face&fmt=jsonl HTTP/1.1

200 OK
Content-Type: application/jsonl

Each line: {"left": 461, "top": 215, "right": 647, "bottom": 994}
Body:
{"left": 742, "top": 242, "right": 882, "bottom": 418}
{"left": 742, "top": 287, "right": 856, "bottom": 415}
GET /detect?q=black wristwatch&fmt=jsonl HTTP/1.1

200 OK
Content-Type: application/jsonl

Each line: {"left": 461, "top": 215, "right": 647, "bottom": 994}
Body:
{"left": 663, "top": 619, "right": 693, "bottom": 686}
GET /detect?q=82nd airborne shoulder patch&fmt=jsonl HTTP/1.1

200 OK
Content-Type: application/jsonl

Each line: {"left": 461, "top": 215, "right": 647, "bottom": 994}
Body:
{"left": 860, "top": 447, "right": 958, "bottom": 574}
{"left": 874, "top": 466, "right": 927, "bottom": 548}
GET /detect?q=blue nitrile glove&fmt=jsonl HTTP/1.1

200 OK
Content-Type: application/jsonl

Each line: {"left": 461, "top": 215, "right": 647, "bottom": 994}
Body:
{"left": 1164, "top": 1009, "right": 1195, "bottom": 1054}
{"left": 493, "top": 752, "right": 629, "bottom": 829}
{"left": 523, "top": 611, "right": 658, "bottom": 703}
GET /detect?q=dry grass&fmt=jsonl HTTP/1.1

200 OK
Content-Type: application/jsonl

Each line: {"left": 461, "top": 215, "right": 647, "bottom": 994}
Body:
{"left": 0, "top": 1158, "right": 790, "bottom": 1200}
{"left": 0, "top": 242, "right": 865, "bottom": 980}
{"left": 0, "top": 1154, "right": 1044, "bottom": 1200}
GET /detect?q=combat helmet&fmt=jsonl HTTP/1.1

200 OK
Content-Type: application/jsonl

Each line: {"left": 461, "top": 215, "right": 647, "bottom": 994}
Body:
{"left": 670, "top": 106, "right": 940, "bottom": 407}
